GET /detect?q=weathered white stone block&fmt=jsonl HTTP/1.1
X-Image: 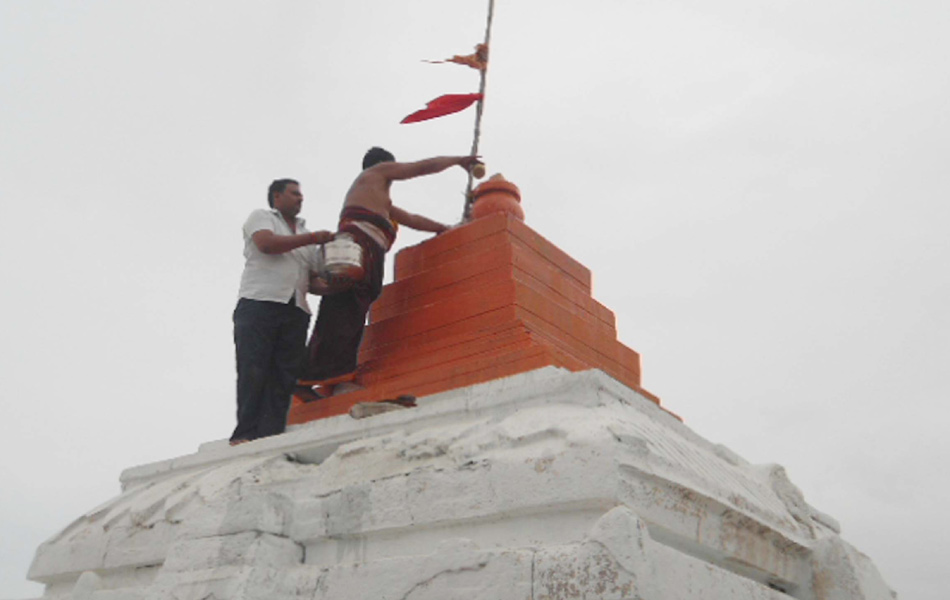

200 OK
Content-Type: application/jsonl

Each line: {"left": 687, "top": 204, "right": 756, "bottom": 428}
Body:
{"left": 811, "top": 537, "right": 896, "bottom": 600}
{"left": 24, "top": 368, "right": 897, "bottom": 600}
{"left": 162, "top": 532, "right": 302, "bottom": 572}
{"left": 534, "top": 508, "right": 652, "bottom": 600}
{"left": 28, "top": 537, "right": 108, "bottom": 583}
{"left": 405, "top": 462, "right": 495, "bottom": 524}
{"left": 316, "top": 539, "right": 533, "bottom": 600}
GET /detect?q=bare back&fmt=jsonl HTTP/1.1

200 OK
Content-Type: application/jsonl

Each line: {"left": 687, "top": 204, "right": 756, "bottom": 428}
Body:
{"left": 342, "top": 166, "right": 392, "bottom": 219}
{"left": 339, "top": 155, "right": 477, "bottom": 233}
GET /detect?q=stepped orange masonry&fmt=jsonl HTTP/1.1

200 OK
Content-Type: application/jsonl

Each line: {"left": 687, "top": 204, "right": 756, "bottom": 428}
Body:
{"left": 289, "top": 177, "right": 658, "bottom": 424}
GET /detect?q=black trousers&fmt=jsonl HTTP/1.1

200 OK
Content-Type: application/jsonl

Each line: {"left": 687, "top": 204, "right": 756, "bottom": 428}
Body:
{"left": 231, "top": 297, "right": 309, "bottom": 442}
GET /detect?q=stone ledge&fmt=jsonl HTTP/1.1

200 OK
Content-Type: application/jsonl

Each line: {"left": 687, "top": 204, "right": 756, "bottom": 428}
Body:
{"left": 119, "top": 367, "right": 666, "bottom": 491}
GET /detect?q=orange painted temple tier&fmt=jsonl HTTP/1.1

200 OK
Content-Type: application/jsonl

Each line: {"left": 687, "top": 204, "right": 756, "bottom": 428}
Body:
{"left": 288, "top": 210, "right": 659, "bottom": 424}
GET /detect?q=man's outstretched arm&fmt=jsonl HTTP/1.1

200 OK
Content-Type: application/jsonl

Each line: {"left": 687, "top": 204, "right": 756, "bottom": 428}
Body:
{"left": 376, "top": 155, "right": 480, "bottom": 181}
{"left": 390, "top": 206, "right": 450, "bottom": 233}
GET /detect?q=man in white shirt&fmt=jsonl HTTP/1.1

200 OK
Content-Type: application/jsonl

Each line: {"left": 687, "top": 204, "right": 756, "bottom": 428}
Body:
{"left": 231, "top": 179, "right": 335, "bottom": 445}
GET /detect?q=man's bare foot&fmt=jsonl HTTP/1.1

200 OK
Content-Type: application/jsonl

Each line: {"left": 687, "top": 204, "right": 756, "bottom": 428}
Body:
{"left": 294, "top": 384, "right": 326, "bottom": 403}
{"left": 229, "top": 439, "right": 251, "bottom": 446}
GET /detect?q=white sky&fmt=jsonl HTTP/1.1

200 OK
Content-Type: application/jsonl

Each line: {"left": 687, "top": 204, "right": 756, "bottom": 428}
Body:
{"left": 2, "top": 1, "right": 947, "bottom": 598}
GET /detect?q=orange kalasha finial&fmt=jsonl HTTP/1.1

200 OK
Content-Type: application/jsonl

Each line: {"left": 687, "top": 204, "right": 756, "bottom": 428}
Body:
{"left": 470, "top": 174, "right": 524, "bottom": 221}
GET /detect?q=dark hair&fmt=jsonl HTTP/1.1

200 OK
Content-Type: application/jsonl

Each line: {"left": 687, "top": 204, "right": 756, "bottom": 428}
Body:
{"left": 363, "top": 147, "right": 395, "bottom": 170}
{"left": 267, "top": 178, "right": 298, "bottom": 207}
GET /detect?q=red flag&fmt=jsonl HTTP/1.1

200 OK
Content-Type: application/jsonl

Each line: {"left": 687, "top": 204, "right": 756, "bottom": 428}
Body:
{"left": 401, "top": 93, "right": 483, "bottom": 124}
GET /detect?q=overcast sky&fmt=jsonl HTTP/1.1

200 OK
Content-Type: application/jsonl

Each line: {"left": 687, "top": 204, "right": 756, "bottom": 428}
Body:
{"left": 2, "top": 1, "right": 948, "bottom": 598}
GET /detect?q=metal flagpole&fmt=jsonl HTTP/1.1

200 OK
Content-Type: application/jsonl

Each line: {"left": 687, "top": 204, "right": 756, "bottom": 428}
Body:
{"left": 463, "top": 0, "right": 496, "bottom": 220}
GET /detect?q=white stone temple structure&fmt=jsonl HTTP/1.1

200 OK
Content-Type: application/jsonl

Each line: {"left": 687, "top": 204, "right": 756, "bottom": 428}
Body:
{"left": 25, "top": 193, "right": 896, "bottom": 599}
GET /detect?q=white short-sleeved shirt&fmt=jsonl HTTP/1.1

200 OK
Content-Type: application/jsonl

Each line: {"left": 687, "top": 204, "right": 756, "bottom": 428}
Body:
{"left": 238, "top": 208, "right": 324, "bottom": 314}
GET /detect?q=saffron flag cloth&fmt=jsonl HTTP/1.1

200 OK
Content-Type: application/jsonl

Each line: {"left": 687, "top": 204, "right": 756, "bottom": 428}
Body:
{"left": 401, "top": 93, "right": 483, "bottom": 124}
{"left": 424, "top": 43, "right": 489, "bottom": 71}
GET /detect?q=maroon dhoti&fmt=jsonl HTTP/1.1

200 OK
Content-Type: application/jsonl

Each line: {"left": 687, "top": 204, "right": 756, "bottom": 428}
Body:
{"left": 302, "top": 207, "right": 396, "bottom": 381}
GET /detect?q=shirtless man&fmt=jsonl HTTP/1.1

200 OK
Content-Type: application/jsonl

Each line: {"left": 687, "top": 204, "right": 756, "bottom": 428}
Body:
{"left": 344, "top": 147, "right": 480, "bottom": 234}
{"left": 299, "top": 147, "right": 480, "bottom": 386}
